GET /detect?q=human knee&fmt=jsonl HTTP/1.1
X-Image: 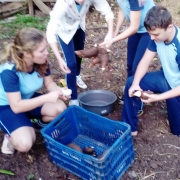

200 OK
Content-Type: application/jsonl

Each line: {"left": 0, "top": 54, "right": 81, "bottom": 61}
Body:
{"left": 13, "top": 137, "right": 35, "bottom": 152}
{"left": 50, "top": 101, "right": 67, "bottom": 118}
{"left": 56, "top": 102, "right": 67, "bottom": 115}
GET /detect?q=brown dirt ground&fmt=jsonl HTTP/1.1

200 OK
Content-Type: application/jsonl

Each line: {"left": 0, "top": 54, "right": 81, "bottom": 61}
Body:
{"left": 0, "top": 0, "right": 180, "bottom": 180}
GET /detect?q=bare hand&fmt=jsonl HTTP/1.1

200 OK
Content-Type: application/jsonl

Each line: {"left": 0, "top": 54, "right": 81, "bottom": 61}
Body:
{"left": 99, "top": 32, "right": 113, "bottom": 49}
{"left": 129, "top": 84, "right": 142, "bottom": 97}
{"left": 99, "top": 39, "right": 113, "bottom": 49}
{"left": 58, "top": 60, "right": 71, "bottom": 74}
{"left": 140, "top": 93, "right": 159, "bottom": 103}
{"left": 59, "top": 87, "right": 71, "bottom": 100}
{"left": 47, "top": 90, "right": 63, "bottom": 103}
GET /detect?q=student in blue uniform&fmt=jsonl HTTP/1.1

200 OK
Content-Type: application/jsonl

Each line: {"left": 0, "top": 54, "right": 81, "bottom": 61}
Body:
{"left": 122, "top": 6, "right": 180, "bottom": 136}
{"left": 103, "top": 0, "right": 155, "bottom": 77}
{"left": 101, "top": 0, "right": 155, "bottom": 115}
{"left": 0, "top": 28, "right": 70, "bottom": 154}
{"left": 46, "top": 0, "right": 114, "bottom": 106}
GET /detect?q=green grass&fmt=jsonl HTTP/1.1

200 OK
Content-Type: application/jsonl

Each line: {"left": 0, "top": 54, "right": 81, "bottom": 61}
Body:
{"left": 0, "top": 14, "right": 49, "bottom": 39}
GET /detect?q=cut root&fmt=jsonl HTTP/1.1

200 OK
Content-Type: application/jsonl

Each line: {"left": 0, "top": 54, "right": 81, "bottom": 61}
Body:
{"left": 133, "top": 91, "right": 141, "bottom": 97}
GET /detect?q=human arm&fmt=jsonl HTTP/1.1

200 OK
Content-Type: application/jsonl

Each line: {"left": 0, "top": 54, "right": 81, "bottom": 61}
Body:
{"left": 113, "top": 8, "right": 125, "bottom": 37}
{"left": 44, "top": 75, "right": 69, "bottom": 96}
{"left": 129, "top": 49, "right": 156, "bottom": 97}
{"left": 6, "top": 91, "right": 62, "bottom": 114}
{"left": 141, "top": 86, "right": 180, "bottom": 103}
{"left": 46, "top": 1, "right": 70, "bottom": 74}
{"left": 113, "top": 10, "right": 141, "bottom": 42}
{"left": 104, "top": 17, "right": 114, "bottom": 43}
{"left": 1, "top": 70, "right": 66, "bottom": 113}
{"left": 48, "top": 43, "right": 71, "bottom": 73}
{"left": 141, "top": 53, "right": 180, "bottom": 103}
{"left": 44, "top": 74, "right": 70, "bottom": 100}
{"left": 46, "top": 0, "right": 65, "bottom": 44}
{"left": 93, "top": 0, "right": 114, "bottom": 45}
{"left": 100, "top": 10, "right": 141, "bottom": 48}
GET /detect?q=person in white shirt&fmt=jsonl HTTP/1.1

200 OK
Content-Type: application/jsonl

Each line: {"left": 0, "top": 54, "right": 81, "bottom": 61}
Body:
{"left": 46, "top": 0, "right": 114, "bottom": 106}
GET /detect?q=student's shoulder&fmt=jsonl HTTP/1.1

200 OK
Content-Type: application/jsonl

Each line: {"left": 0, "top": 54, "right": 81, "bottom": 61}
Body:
{"left": 0, "top": 62, "right": 16, "bottom": 73}
{"left": 173, "top": 26, "right": 180, "bottom": 48}
{"left": 174, "top": 27, "right": 180, "bottom": 54}
{"left": 176, "top": 26, "right": 180, "bottom": 39}
{"left": 129, "top": 0, "right": 143, "bottom": 10}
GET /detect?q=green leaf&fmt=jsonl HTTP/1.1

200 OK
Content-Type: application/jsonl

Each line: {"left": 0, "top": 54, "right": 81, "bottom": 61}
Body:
{"left": 81, "top": 58, "right": 85, "bottom": 63}
{"left": 0, "top": 169, "right": 14, "bottom": 176}
{"left": 28, "top": 174, "right": 35, "bottom": 179}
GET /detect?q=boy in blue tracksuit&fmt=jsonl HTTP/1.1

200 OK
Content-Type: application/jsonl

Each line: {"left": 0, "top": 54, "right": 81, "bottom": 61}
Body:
{"left": 122, "top": 6, "right": 180, "bottom": 136}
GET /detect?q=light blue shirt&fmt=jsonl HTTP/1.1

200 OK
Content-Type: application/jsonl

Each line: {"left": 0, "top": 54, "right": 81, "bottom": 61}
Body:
{"left": 148, "top": 26, "right": 180, "bottom": 88}
{"left": 76, "top": 3, "right": 83, "bottom": 29}
{"left": 116, "top": 0, "right": 155, "bottom": 33}
{"left": 0, "top": 62, "right": 50, "bottom": 105}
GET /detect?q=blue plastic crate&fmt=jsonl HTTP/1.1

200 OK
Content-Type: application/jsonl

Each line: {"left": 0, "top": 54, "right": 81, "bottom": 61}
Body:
{"left": 41, "top": 106, "right": 135, "bottom": 180}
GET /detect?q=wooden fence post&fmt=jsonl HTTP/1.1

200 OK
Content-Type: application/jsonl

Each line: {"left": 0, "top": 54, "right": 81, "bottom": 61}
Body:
{"left": 28, "top": 0, "right": 34, "bottom": 15}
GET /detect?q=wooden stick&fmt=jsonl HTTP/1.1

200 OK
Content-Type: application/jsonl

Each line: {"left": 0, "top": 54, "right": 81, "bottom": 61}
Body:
{"left": 28, "top": 0, "right": 34, "bottom": 15}
{"left": 33, "top": 0, "right": 51, "bottom": 14}
{"left": 0, "top": 6, "right": 27, "bottom": 19}
{"left": 163, "top": 144, "right": 180, "bottom": 149}
{"left": 86, "top": 26, "right": 108, "bottom": 30}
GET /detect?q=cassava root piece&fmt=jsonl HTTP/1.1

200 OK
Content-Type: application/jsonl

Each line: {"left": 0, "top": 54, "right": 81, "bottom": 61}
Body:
{"left": 75, "top": 45, "right": 111, "bottom": 70}
{"left": 62, "top": 89, "right": 72, "bottom": 96}
{"left": 133, "top": 90, "right": 154, "bottom": 100}
{"left": 67, "top": 143, "right": 82, "bottom": 152}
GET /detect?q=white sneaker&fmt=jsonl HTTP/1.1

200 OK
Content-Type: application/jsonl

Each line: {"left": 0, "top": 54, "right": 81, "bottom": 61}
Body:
{"left": 69, "top": 99, "right": 79, "bottom": 106}
{"left": 76, "top": 75, "right": 87, "bottom": 89}
{"left": 1, "top": 134, "right": 14, "bottom": 154}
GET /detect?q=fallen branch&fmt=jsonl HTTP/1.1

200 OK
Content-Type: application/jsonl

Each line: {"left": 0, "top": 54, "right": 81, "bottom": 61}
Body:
{"left": 0, "top": 6, "right": 27, "bottom": 19}
{"left": 86, "top": 26, "right": 108, "bottom": 30}
{"left": 142, "top": 154, "right": 153, "bottom": 157}
{"left": 155, "top": 149, "right": 178, "bottom": 156}
{"left": 142, "top": 171, "right": 165, "bottom": 180}
{"left": 163, "top": 144, "right": 180, "bottom": 149}
{"left": 33, "top": 0, "right": 51, "bottom": 14}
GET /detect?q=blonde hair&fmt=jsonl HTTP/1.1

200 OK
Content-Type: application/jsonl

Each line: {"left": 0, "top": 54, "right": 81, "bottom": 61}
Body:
{"left": 0, "top": 28, "right": 48, "bottom": 76}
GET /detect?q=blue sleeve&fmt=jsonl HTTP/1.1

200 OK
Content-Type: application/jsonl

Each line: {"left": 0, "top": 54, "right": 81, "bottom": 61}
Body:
{"left": 176, "top": 53, "right": 180, "bottom": 71}
{"left": 129, "top": 0, "right": 143, "bottom": 11}
{"left": 147, "top": 40, "right": 157, "bottom": 52}
{"left": 1, "top": 70, "right": 19, "bottom": 92}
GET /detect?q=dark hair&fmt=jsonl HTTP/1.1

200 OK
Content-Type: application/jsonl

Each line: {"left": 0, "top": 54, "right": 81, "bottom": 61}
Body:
{"left": 0, "top": 28, "right": 48, "bottom": 77}
{"left": 144, "top": 6, "right": 172, "bottom": 31}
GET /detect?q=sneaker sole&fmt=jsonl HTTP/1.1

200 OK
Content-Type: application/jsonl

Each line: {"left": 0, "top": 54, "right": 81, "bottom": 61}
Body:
{"left": 76, "top": 84, "right": 87, "bottom": 89}
{"left": 118, "top": 100, "right": 124, "bottom": 105}
{"left": 1, "top": 149, "right": 14, "bottom": 155}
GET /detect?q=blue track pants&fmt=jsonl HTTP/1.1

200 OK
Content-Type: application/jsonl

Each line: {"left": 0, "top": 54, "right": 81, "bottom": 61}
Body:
{"left": 127, "top": 32, "right": 150, "bottom": 77}
{"left": 122, "top": 71, "right": 180, "bottom": 135}
{"left": 58, "top": 29, "right": 85, "bottom": 99}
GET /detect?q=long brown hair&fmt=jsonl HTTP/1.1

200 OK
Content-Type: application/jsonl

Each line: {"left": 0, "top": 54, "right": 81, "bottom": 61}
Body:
{"left": 0, "top": 28, "right": 48, "bottom": 77}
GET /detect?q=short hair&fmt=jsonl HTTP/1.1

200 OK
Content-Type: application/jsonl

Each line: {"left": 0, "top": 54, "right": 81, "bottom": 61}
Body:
{"left": 0, "top": 28, "right": 48, "bottom": 76}
{"left": 144, "top": 6, "right": 172, "bottom": 31}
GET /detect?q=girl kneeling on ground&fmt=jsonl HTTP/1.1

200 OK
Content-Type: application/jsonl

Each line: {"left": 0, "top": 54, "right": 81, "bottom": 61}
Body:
{"left": 0, "top": 28, "right": 70, "bottom": 154}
